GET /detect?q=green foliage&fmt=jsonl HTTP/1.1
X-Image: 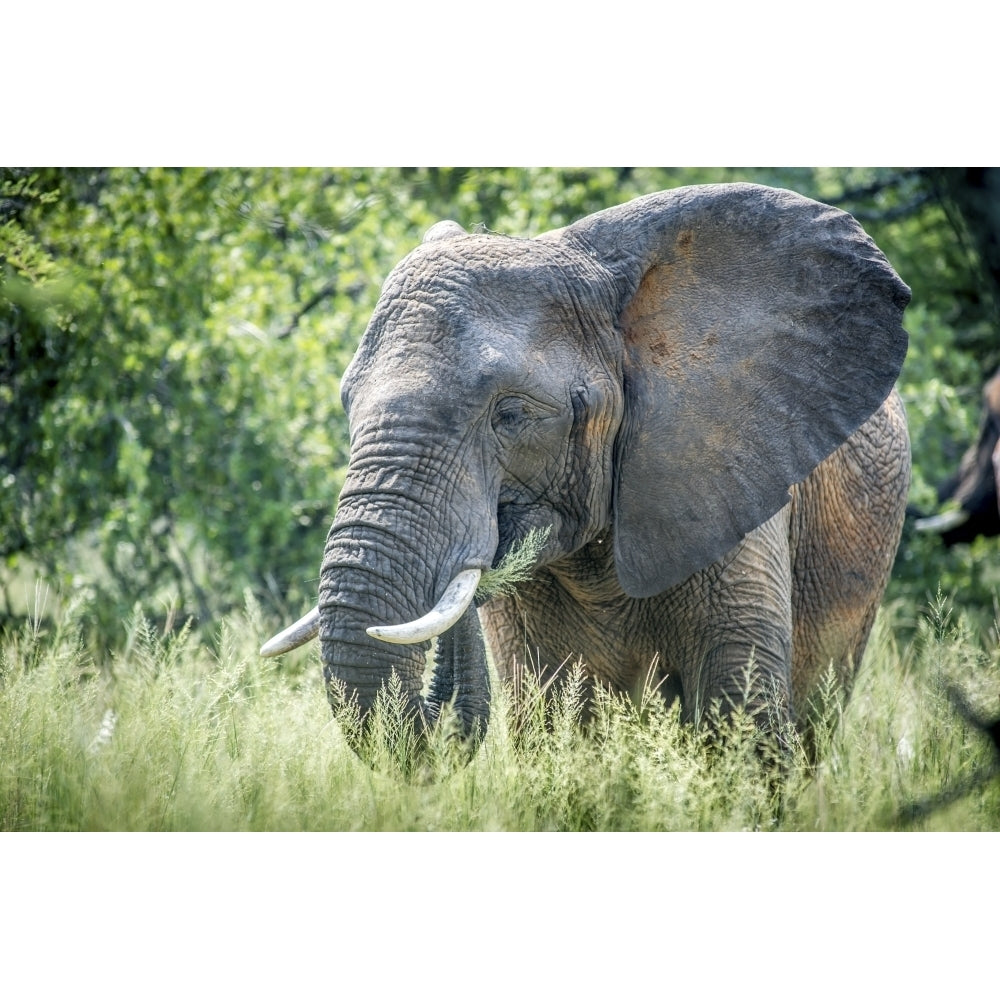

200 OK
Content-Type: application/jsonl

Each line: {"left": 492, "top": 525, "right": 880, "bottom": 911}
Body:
{"left": 891, "top": 302, "right": 1000, "bottom": 614}
{"left": 2, "top": 166, "right": 998, "bottom": 647}
{"left": 2, "top": 600, "right": 997, "bottom": 830}
{"left": 476, "top": 527, "right": 551, "bottom": 601}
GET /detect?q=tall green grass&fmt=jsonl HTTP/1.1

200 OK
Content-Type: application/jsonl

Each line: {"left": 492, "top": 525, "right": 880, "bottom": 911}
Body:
{"left": 2, "top": 591, "right": 998, "bottom": 831}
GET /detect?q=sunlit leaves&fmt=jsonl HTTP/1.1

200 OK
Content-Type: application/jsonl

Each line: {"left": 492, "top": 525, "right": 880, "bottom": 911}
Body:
{"left": 3, "top": 166, "right": 998, "bottom": 643}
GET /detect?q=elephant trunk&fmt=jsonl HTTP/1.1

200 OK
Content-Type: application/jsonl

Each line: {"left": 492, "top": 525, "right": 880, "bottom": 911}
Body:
{"left": 317, "top": 490, "right": 492, "bottom": 752}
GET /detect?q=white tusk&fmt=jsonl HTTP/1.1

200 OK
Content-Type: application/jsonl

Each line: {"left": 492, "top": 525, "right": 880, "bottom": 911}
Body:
{"left": 260, "top": 607, "right": 320, "bottom": 657}
{"left": 366, "top": 568, "right": 482, "bottom": 645}
{"left": 914, "top": 510, "right": 971, "bottom": 533}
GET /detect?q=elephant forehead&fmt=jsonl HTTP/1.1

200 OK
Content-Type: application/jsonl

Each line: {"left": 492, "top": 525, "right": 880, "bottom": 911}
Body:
{"left": 350, "top": 326, "right": 581, "bottom": 409}
{"left": 356, "top": 283, "right": 605, "bottom": 388}
{"left": 402, "top": 232, "right": 565, "bottom": 277}
{"left": 379, "top": 234, "right": 613, "bottom": 327}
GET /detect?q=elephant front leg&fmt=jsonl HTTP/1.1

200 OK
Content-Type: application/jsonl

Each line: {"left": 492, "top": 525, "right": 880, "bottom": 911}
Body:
{"left": 694, "top": 636, "right": 793, "bottom": 738}
{"left": 478, "top": 595, "right": 523, "bottom": 685}
{"left": 667, "top": 511, "right": 796, "bottom": 751}
{"left": 478, "top": 594, "right": 544, "bottom": 725}
{"left": 478, "top": 590, "right": 589, "bottom": 733}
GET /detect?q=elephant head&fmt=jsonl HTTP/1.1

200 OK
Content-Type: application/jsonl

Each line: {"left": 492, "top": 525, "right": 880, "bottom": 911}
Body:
{"left": 261, "top": 183, "right": 909, "bottom": 753}
{"left": 916, "top": 367, "right": 1000, "bottom": 545}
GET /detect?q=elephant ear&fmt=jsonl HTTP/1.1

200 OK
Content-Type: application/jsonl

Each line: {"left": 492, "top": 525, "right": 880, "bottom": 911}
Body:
{"left": 563, "top": 183, "right": 910, "bottom": 598}
{"left": 423, "top": 220, "right": 466, "bottom": 242}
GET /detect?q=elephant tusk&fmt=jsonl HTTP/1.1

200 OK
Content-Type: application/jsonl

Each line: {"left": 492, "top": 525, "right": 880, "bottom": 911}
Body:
{"left": 260, "top": 606, "right": 320, "bottom": 657}
{"left": 366, "top": 568, "right": 482, "bottom": 645}
{"left": 914, "top": 510, "right": 971, "bottom": 533}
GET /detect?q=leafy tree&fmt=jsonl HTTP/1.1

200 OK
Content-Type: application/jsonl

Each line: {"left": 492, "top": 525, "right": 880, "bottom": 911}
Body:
{"left": 1, "top": 170, "right": 102, "bottom": 597}
{"left": 820, "top": 168, "right": 1000, "bottom": 615}
{"left": 3, "top": 167, "right": 998, "bottom": 645}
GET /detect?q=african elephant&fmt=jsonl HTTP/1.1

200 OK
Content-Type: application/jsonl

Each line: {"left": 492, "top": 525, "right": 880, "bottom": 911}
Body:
{"left": 915, "top": 367, "right": 1000, "bottom": 545}
{"left": 261, "top": 183, "right": 912, "bottom": 758}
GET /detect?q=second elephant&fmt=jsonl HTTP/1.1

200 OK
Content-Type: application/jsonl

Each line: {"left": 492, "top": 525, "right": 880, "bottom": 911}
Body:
{"left": 916, "top": 367, "right": 1000, "bottom": 545}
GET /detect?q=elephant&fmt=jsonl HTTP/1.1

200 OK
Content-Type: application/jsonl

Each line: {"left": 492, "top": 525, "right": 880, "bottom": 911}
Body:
{"left": 261, "top": 182, "right": 912, "bottom": 761}
{"left": 915, "top": 367, "right": 1000, "bottom": 545}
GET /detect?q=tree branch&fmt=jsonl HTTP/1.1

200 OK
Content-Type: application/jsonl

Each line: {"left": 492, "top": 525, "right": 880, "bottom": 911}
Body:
{"left": 276, "top": 276, "right": 338, "bottom": 340}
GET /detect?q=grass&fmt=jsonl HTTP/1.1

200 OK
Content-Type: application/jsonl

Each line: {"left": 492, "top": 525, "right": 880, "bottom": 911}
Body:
{"left": 1, "top": 589, "right": 999, "bottom": 832}
{"left": 475, "top": 526, "right": 551, "bottom": 601}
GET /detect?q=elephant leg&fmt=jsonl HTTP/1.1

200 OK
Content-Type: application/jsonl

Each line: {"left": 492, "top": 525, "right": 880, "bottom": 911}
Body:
{"left": 663, "top": 509, "right": 794, "bottom": 741}
{"left": 479, "top": 594, "right": 564, "bottom": 729}
{"left": 788, "top": 392, "right": 910, "bottom": 728}
{"left": 478, "top": 595, "right": 524, "bottom": 685}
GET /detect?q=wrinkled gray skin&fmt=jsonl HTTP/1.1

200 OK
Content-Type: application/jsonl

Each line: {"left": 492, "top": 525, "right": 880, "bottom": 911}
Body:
{"left": 916, "top": 367, "right": 1000, "bottom": 546}
{"left": 277, "top": 183, "right": 912, "bottom": 757}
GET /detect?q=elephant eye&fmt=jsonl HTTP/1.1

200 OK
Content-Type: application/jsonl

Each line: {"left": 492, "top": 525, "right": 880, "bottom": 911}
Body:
{"left": 492, "top": 394, "right": 560, "bottom": 442}
{"left": 493, "top": 396, "right": 529, "bottom": 428}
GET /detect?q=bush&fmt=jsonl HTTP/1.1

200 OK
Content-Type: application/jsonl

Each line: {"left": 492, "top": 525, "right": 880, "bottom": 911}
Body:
{"left": 3, "top": 167, "right": 998, "bottom": 648}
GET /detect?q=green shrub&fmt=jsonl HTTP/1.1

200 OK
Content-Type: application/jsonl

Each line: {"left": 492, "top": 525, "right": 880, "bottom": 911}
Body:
{"left": 4, "top": 166, "right": 998, "bottom": 646}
